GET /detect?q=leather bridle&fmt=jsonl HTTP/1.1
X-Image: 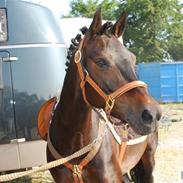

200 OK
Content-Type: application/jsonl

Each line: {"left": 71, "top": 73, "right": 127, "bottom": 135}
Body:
{"left": 74, "top": 36, "right": 148, "bottom": 114}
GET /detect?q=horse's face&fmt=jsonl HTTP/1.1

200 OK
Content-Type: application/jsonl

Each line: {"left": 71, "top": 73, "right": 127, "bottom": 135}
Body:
{"left": 82, "top": 10, "right": 162, "bottom": 135}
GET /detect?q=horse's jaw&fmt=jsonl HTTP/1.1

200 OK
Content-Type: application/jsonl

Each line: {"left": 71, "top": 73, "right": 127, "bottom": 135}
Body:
{"left": 109, "top": 113, "right": 160, "bottom": 136}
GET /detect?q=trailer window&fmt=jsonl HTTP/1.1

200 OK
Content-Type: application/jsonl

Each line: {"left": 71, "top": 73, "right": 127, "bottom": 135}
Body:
{"left": 0, "top": 60, "right": 3, "bottom": 89}
{"left": 0, "top": 60, "right": 3, "bottom": 112}
{"left": 0, "top": 8, "right": 8, "bottom": 42}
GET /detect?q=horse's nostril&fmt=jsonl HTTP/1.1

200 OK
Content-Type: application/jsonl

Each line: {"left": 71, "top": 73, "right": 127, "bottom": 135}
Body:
{"left": 142, "top": 109, "right": 153, "bottom": 123}
{"left": 156, "top": 112, "right": 161, "bottom": 121}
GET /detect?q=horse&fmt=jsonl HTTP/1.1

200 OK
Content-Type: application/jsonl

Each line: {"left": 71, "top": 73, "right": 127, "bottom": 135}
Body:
{"left": 46, "top": 9, "right": 162, "bottom": 183}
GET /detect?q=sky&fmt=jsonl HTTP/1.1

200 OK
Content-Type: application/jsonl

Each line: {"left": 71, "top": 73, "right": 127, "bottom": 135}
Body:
{"left": 29, "top": 0, "right": 71, "bottom": 17}
{"left": 30, "top": 0, "right": 183, "bottom": 18}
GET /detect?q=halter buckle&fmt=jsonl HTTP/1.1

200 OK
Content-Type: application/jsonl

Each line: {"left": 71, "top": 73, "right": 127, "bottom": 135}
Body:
{"left": 73, "top": 165, "right": 82, "bottom": 176}
{"left": 74, "top": 50, "right": 81, "bottom": 63}
{"left": 121, "top": 124, "right": 128, "bottom": 142}
{"left": 105, "top": 97, "right": 115, "bottom": 114}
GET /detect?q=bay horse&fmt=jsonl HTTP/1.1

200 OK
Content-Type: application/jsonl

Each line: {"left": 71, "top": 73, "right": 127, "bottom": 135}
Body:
{"left": 47, "top": 9, "right": 162, "bottom": 183}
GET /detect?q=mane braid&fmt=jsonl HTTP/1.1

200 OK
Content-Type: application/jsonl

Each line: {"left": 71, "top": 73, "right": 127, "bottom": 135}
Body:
{"left": 65, "top": 26, "right": 88, "bottom": 71}
{"left": 100, "top": 21, "right": 114, "bottom": 36}
{"left": 65, "top": 22, "right": 114, "bottom": 71}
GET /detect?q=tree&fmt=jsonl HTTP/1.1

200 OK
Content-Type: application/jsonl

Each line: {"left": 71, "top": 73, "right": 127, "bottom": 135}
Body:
{"left": 69, "top": 0, "right": 119, "bottom": 20}
{"left": 118, "top": 0, "right": 183, "bottom": 62}
{"left": 166, "top": 2, "right": 183, "bottom": 61}
{"left": 68, "top": 0, "right": 183, "bottom": 62}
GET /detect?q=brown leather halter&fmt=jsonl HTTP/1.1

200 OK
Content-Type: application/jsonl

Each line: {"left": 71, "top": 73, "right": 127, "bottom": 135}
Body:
{"left": 74, "top": 36, "right": 148, "bottom": 114}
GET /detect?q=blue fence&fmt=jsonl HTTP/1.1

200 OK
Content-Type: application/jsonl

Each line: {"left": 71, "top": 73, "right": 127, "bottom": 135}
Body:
{"left": 138, "top": 62, "right": 183, "bottom": 102}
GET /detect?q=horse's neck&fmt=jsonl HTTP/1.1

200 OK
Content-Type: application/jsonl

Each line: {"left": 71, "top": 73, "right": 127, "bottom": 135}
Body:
{"left": 59, "top": 61, "right": 91, "bottom": 122}
{"left": 50, "top": 62, "right": 93, "bottom": 155}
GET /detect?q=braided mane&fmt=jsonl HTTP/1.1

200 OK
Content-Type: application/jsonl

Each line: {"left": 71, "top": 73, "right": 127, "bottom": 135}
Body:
{"left": 65, "top": 21, "right": 114, "bottom": 71}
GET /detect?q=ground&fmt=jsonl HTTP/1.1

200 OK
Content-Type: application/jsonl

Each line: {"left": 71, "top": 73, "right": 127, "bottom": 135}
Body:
{"left": 154, "top": 103, "right": 183, "bottom": 183}
{"left": 5, "top": 103, "right": 183, "bottom": 183}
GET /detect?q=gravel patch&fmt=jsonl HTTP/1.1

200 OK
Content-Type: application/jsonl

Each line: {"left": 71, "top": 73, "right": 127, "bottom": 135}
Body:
{"left": 154, "top": 103, "right": 183, "bottom": 183}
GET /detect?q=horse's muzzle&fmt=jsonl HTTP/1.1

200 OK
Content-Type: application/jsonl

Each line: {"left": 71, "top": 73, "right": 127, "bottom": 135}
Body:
{"left": 141, "top": 108, "right": 161, "bottom": 125}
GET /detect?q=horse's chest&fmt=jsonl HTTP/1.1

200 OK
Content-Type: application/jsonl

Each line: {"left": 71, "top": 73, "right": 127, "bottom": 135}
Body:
{"left": 83, "top": 158, "right": 123, "bottom": 183}
{"left": 83, "top": 139, "right": 123, "bottom": 182}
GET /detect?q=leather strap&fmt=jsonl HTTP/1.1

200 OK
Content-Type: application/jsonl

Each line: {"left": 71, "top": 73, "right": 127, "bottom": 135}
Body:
{"left": 119, "top": 142, "right": 127, "bottom": 163}
{"left": 119, "top": 125, "right": 128, "bottom": 163}
{"left": 110, "top": 80, "right": 147, "bottom": 100}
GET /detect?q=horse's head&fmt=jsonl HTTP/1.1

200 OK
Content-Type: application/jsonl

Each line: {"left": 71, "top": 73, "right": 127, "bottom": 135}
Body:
{"left": 74, "top": 9, "right": 162, "bottom": 135}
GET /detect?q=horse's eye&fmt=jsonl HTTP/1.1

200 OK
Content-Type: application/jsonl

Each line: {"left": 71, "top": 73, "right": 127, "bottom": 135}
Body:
{"left": 96, "top": 59, "right": 109, "bottom": 69}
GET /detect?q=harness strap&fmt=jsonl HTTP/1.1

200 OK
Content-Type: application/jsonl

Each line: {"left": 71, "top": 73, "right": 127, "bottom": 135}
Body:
{"left": 48, "top": 120, "right": 105, "bottom": 183}
{"left": 74, "top": 44, "right": 91, "bottom": 107}
{"left": 119, "top": 125, "right": 128, "bottom": 163}
{"left": 85, "top": 75, "right": 109, "bottom": 101}
{"left": 119, "top": 142, "right": 127, "bottom": 163}
{"left": 110, "top": 81, "right": 147, "bottom": 100}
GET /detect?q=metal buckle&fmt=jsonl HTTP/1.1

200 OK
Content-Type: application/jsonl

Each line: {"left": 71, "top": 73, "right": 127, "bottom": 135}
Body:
{"left": 73, "top": 165, "right": 81, "bottom": 176}
{"left": 105, "top": 97, "right": 115, "bottom": 114}
{"left": 121, "top": 124, "right": 128, "bottom": 142}
{"left": 74, "top": 50, "right": 81, "bottom": 63}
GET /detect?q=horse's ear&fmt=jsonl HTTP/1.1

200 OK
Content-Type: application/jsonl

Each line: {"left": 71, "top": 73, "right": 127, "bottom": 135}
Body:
{"left": 89, "top": 8, "right": 102, "bottom": 35}
{"left": 112, "top": 12, "right": 127, "bottom": 37}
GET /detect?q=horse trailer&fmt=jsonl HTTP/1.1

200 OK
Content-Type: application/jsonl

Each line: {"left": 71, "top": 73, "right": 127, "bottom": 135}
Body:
{"left": 0, "top": 0, "right": 66, "bottom": 171}
{"left": 138, "top": 62, "right": 183, "bottom": 102}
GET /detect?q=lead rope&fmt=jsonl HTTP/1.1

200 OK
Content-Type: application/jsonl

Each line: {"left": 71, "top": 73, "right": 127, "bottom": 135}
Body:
{"left": 72, "top": 121, "right": 105, "bottom": 183}
{"left": 0, "top": 140, "right": 97, "bottom": 182}
{"left": 0, "top": 109, "right": 129, "bottom": 182}
{"left": 0, "top": 109, "right": 109, "bottom": 182}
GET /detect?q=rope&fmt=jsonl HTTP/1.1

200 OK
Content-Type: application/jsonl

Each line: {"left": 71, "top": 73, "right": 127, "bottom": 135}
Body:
{"left": 0, "top": 108, "right": 132, "bottom": 182}
{"left": 0, "top": 140, "right": 97, "bottom": 182}
{"left": 0, "top": 110, "right": 108, "bottom": 182}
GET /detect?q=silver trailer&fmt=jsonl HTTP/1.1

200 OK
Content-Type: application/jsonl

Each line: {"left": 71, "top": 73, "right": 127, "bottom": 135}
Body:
{"left": 0, "top": 0, "right": 66, "bottom": 171}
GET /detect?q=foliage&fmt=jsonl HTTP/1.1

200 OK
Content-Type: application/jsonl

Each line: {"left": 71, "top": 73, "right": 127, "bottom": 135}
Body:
{"left": 68, "top": 0, "right": 183, "bottom": 62}
{"left": 166, "top": 2, "right": 183, "bottom": 61}
{"left": 118, "top": 0, "right": 183, "bottom": 62}
{"left": 69, "top": 0, "right": 119, "bottom": 20}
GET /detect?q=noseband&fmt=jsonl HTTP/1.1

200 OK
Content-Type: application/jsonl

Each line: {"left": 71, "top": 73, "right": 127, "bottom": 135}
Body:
{"left": 74, "top": 37, "right": 147, "bottom": 114}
